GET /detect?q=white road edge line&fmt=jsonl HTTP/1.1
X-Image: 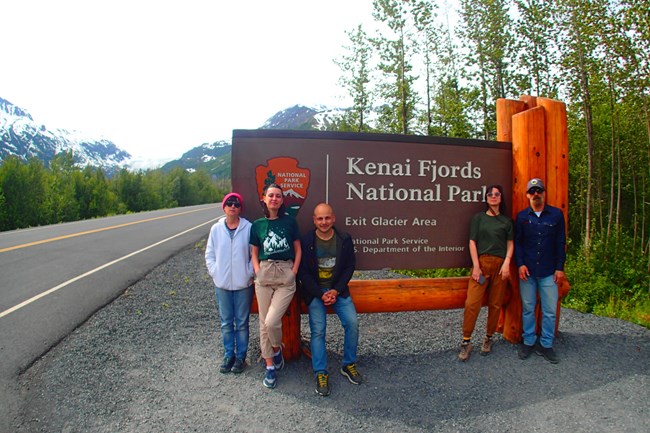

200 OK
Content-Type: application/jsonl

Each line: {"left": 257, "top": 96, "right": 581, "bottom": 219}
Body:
{"left": 0, "top": 218, "right": 221, "bottom": 319}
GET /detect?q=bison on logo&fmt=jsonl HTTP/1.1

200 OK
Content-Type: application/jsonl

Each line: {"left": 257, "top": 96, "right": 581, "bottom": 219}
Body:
{"left": 255, "top": 157, "right": 311, "bottom": 216}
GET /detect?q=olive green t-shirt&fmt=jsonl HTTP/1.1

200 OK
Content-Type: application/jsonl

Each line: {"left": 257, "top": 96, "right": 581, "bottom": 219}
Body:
{"left": 469, "top": 212, "right": 514, "bottom": 258}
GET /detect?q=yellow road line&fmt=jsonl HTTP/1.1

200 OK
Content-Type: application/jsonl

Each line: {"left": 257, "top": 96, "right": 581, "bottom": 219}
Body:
{"left": 0, "top": 206, "right": 219, "bottom": 253}
{"left": 0, "top": 217, "right": 221, "bottom": 319}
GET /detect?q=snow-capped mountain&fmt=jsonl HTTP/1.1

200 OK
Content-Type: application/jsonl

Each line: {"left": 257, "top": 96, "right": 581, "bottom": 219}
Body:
{"left": 261, "top": 104, "right": 346, "bottom": 130}
{"left": 1, "top": 99, "right": 348, "bottom": 177}
{"left": 161, "top": 105, "right": 347, "bottom": 177}
{"left": 0, "top": 97, "right": 131, "bottom": 172}
{"left": 160, "top": 140, "right": 232, "bottom": 178}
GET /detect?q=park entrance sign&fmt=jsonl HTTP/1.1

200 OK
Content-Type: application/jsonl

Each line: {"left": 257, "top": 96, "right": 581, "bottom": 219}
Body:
{"left": 234, "top": 96, "right": 569, "bottom": 357}
{"left": 232, "top": 129, "right": 511, "bottom": 270}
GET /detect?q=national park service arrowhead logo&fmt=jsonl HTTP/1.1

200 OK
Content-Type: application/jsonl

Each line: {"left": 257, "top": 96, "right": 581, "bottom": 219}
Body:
{"left": 255, "top": 157, "right": 311, "bottom": 216}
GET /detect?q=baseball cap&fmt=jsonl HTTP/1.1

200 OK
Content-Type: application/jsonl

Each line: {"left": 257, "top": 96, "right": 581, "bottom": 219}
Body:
{"left": 526, "top": 178, "right": 545, "bottom": 193}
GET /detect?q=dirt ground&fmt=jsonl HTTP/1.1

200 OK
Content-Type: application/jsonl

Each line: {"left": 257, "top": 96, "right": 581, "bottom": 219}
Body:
{"left": 13, "top": 244, "right": 650, "bottom": 433}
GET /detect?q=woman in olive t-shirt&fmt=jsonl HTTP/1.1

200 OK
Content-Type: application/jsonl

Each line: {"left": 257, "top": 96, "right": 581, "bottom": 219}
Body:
{"left": 458, "top": 184, "right": 514, "bottom": 361}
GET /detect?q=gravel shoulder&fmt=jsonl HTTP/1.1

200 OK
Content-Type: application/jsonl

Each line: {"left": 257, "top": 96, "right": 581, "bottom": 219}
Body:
{"left": 13, "top": 242, "right": 650, "bottom": 433}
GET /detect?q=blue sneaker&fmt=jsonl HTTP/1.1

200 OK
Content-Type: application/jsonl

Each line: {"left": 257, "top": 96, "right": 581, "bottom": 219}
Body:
{"left": 273, "top": 347, "right": 284, "bottom": 370}
{"left": 263, "top": 368, "right": 277, "bottom": 389}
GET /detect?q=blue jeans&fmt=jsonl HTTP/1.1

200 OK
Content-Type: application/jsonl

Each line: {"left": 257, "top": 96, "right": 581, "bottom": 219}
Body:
{"left": 215, "top": 285, "right": 254, "bottom": 360}
{"left": 519, "top": 275, "right": 558, "bottom": 348}
{"left": 308, "top": 293, "right": 359, "bottom": 374}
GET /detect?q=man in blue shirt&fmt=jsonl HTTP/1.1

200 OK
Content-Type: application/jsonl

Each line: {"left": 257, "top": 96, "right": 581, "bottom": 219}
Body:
{"left": 514, "top": 178, "right": 566, "bottom": 363}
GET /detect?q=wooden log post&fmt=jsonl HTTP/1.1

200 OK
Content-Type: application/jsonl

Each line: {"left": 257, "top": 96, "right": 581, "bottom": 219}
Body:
{"left": 495, "top": 98, "right": 528, "bottom": 340}
{"left": 537, "top": 97, "right": 571, "bottom": 332}
{"left": 496, "top": 96, "right": 570, "bottom": 343}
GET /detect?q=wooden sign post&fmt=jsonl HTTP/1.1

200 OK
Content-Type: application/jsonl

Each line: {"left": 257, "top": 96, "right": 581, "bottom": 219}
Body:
{"left": 496, "top": 96, "right": 571, "bottom": 342}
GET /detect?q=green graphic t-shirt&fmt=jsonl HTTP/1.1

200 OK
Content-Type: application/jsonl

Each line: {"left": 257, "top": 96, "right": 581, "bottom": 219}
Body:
{"left": 250, "top": 214, "right": 300, "bottom": 261}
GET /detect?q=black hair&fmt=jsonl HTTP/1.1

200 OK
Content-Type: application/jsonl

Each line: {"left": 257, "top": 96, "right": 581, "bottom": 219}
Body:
{"left": 485, "top": 184, "right": 507, "bottom": 215}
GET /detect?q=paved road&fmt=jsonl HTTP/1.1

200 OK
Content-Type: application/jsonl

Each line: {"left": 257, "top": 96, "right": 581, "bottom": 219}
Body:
{"left": 0, "top": 204, "right": 222, "bottom": 431}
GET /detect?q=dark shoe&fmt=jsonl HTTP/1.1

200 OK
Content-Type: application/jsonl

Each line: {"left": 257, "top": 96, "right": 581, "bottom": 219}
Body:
{"left": 536, "top": 346, "right": 559, "bottom": 364}
{"left": 231, "top": 358, "right": 246, "bottom": 374}
{"left": 263, "top": 368, "right": 277, "bottom": 389}
{"left": 340, "top": 363, "right": 363, "bottom": 385}
{"left": 458, "top": 341, "right": 473, "bottom": 361}
{"left": 518, "top": 343, "right": 534, "bottom": 360}
{"left": 315, "top": 372, "right": 330, "bottom": 396}
{"left": 219, "top": 356, "right": 235, "bottom": 374}
{"left": 273, "top": 347, "right": 284, "bottom": 370}
{"left": 480, "top": 336, "right": 493, "bottom": 356}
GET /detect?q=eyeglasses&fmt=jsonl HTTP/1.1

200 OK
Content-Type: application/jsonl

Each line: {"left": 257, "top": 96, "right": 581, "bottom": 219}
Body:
{"left": 487, "top": 192, "right": 501, "bottom": 198}
{"left": 528, "top": 187, "right": 544, "bottom": 195}
{"left": 225, "top": 201, "right": 241, "bottom": 208}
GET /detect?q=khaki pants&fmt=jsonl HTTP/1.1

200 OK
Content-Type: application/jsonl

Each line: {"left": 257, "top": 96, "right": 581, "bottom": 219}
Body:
{"left": 462, "top": 255, "right": 507, "bottom": 339}
{"left": 255, "top": 260, "right": 296, "bottom": 359}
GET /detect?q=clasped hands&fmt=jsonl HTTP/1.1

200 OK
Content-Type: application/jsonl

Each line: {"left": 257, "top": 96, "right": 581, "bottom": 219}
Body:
{"left": 321, "top": 289, "right": 338, "bottom": 306}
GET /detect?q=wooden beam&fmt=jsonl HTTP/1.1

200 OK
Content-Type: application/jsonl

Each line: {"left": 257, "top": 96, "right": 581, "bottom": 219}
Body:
{"left": 250, "top": 277, "right": 475, "bottom": 315}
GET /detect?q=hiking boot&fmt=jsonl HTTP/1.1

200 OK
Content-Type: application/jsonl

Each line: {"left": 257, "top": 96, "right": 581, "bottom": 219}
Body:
{"left": 458, "top": 341, "right": 473, "bottom": 361}
{"left": 273, "top": 347, "right": 284, "bottom": 370}
{"left": 536, "top": 346, "right": 560, "bottom": 364}
{"left": 231, "top": 358, "right": 246, "bottom": 374}
{"left": 219, "top": 356, "right": 235, "bottom": 374}
{"left": 518, "top": 343, "right": 535, "bottom": 360}
{"left": 263, "top": 368, "right": 277, "bottom": 389}
{"left": 480, "top": 336, "right": 493, "bottom": 356}
{"left": 340, "top": 363, "right": 363, "bottom": 385}
{"left": 315, "top": 372, "right": 330, "bottom": 396}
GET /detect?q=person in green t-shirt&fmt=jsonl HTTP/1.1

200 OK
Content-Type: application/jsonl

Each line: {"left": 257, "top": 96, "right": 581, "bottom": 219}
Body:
{"left": 458, "top": 184, "right": 514, "bottom": 362}
{"left": 250, "top": 184, "right": 301, "bottom": 389}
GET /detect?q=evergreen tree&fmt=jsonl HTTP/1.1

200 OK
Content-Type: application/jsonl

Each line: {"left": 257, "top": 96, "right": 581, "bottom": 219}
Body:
{"left": 335, "top": 24, "right": 374, "bottom": 132}
{"left": 458, "top": 0, "right": 516, "bottom": 139}
{"left": 430, "top": 3, "right": 475, "bottom": 138}
{"left": 412, "top": 0, "right": 441, "bottom": 135}
{"left": 513, "top": 0, "right": 559, "bottom": 97}
{"left": 49, "top": 151, "right": 80, "bottom": 223}
{"left": 372, "top": 0, "right": 419, "bottom": 134}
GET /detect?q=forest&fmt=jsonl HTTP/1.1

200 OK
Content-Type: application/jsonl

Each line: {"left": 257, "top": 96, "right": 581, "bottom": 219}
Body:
{"left": 0, "top": 152, "right": 228, "bottom": 231}
{"left": 331, "top": 0, "right": 648, "bottom": 326}
{"left": 0, "top": 0, "right": 647, "bottom": 326}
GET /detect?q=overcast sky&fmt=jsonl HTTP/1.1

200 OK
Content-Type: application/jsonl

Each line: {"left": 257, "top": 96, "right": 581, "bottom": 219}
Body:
{"left": 1, "top": 0, "right": 380, "bottom": 164}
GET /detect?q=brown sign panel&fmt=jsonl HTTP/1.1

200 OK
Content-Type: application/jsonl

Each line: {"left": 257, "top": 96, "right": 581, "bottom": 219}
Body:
{"left": 232, "top": 130, "right": 512, "bottom": 270}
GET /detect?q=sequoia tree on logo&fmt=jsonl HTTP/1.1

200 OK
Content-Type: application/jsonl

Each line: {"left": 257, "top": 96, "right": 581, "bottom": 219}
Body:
{"left": 255, "top": 157, "right": 311, "bottom": 216}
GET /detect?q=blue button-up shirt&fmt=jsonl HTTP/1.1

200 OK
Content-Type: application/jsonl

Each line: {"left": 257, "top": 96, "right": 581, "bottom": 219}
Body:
{"left": 514, "top": 204, "right": 566, "bottom": 278}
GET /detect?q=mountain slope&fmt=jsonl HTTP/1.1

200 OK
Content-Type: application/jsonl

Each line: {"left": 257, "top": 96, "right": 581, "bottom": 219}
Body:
{"left": 0, "top": 97, "right": 131, "bottom": 172}
{"left": 261, "top": 104, "right": 345, "bottom": 130}
{"left": 160, "top": 104, "right": 346, "bottom": 178}
{"left": 160, "top": 141, "right": 231, "bottom": 178}
{"left": 1, "top": 99, "right": 346, "bottom": 177}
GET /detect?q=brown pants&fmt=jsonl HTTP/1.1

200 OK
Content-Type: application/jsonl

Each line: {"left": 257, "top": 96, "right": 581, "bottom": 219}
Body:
{"left": 462, "top": 254, "right": 507, "bottom": 339}
{"left": 254, "top": 260, "right": 296, "bottom": 359}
